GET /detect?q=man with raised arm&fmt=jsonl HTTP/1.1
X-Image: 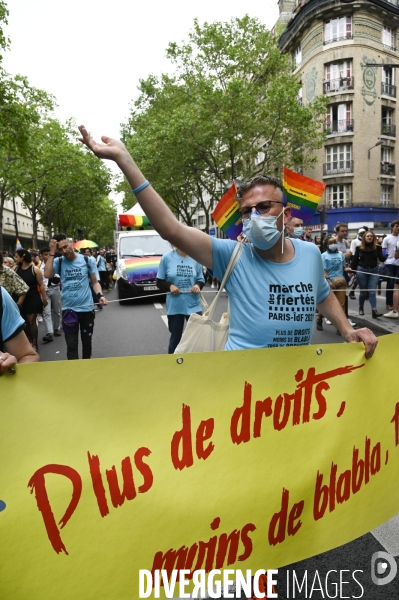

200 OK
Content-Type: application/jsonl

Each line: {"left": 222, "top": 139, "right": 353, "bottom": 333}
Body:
{"left": 78, "top": 125, "right": 377, "bottom": 358}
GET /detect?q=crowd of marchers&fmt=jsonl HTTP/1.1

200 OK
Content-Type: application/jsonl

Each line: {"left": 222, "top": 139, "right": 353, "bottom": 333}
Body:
{"left": 4, "top": 125, "right": 399, "bottom": 371}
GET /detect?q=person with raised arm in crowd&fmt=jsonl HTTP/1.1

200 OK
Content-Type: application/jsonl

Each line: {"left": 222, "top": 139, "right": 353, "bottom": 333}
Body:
{"left": 78, "top": 125, "right": 377, "bottom": 358}
{"left": 44, "top": 234, "right": 107, "bottom": 360}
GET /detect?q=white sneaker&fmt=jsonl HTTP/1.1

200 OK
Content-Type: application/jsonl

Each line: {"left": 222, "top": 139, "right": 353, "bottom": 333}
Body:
{"left": 324, "top": 319, "right": 332, "bottom": 325}
{"left": 384, "top": 310, "right": 399, "bottom": 318}
{"left": 37, "top": 315, "right": 43, "bottom": 322}
{"left": 211, "top": 283, "right": 215, "bottom": 289}
{"left": 348, "top": 319, "right": 356, "bottom": 326}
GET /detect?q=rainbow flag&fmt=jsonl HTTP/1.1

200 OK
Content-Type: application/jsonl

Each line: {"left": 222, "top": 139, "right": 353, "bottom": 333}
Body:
{"left": 282, "top": 167, "right": 326, "bottom": 222}
{"left": 211, "top": 182, "right": 242, "bottom": 240}
{"left": 15, "top": 238, "right": 22, "bottom": 251}
{"left": 119, "top": 214, "right": 151, "bottom": 228}
{"left": 123, "top": 257, "right": 161, "bottom": 285}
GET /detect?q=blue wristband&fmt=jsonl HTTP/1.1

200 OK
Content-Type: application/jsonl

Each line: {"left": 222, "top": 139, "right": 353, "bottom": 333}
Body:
{"left": 132, "top": 180, "right": 150, "bottom": 195}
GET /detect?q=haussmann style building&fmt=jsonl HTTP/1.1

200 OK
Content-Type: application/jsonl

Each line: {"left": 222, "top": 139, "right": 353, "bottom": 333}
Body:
{"left": 277, "top": 0, "right": 399, "bottom": 234}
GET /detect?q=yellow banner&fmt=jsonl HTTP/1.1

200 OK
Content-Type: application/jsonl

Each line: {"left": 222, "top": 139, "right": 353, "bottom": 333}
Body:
{"left": 1, "top": 335, "right": 399, "bottom": 599}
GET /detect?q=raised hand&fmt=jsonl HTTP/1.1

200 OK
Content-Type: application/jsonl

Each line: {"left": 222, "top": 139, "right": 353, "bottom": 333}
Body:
{"left": 78, "top": 125, "right": 127, "bottom": 162}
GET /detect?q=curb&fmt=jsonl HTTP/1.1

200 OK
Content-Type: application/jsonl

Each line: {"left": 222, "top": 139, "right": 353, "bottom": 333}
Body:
{"left": 348, "top": 312, "right": 397, "bottom": 335}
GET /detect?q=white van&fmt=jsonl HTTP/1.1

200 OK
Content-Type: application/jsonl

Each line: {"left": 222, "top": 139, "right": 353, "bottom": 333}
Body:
{"left": 115, "top": 230, "right": 171, "bottom": 303}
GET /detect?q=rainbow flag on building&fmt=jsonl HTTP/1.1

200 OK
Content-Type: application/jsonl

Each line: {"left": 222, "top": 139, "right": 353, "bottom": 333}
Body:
{"left": 282, "top": 167, "right": 326, "bottom": 222}
{"left": 211, "top": 182, "right": 242, "bottom": 240}
{"left": 15, "top": 238, "right": 22, "bottom": 251}
{"left": 118, "top": 214, "right": 151, "bottom": 228}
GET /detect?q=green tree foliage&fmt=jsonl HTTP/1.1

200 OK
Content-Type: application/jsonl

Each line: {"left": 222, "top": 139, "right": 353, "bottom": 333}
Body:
{"left": 121, "top": 16, "right": 327, "bottom": 231}
{"left": 14, "top": 119, "right": 113, "bottom": 247}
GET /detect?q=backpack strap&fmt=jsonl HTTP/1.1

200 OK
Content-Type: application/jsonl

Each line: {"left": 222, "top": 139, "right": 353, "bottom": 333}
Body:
{"left": 0, "top": 286, "right": 3, "bottom": 352}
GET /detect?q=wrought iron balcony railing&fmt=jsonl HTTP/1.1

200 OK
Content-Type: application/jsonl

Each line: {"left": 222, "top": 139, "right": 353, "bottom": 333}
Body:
{"left": 381, "top": 82, "right": 397, "bottom": 97}
{"left": 323, "top": 76, "right": 354, "bottom": 94}
{"left": 323, "top": 160, "right": 354, "bottom": 175}
{"left": 324, "top": 119, "right": 354, "bottom": 134}
{"left": 381, "top": 162, "right": 396, "bottom": 176}
{"left": 381, "top": 123, "right": 396, "bottom": 136}
{"left": 324, "top": 34, "right": 353, "bottom": 46}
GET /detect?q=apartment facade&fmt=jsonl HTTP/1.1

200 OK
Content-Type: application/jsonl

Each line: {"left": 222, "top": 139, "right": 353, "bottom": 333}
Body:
{"left": 2, "top": 197, "right": 48, "bottom": 252}
{"left": 278, "top": 0, "right": 399, "bottom": 232}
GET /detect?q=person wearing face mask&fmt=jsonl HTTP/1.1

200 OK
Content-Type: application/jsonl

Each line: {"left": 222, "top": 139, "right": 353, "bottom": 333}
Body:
{"left": 316, "top": 237, "right": 348, "bottom": 333}
{"left": 350, "top": 231, "right": 385, "bottom": 318}
{"left": 78, "top": 125, "right": 378, "bottom": 358}
{"left": 286, "top": 216, "right": 304, "bottom": 240}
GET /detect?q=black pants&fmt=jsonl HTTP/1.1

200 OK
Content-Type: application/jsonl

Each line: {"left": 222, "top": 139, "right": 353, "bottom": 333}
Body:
{"left": 167, "top": 313, "right": 201, "bottom": 354}
{"left": 64, "top": 310, "right": 95, "bottom": 360}
{"left": 385, "top": 264, "right": 399, "bottom": 307}
{"left": 99, "top": 270, "right": 109, "bottom": 290}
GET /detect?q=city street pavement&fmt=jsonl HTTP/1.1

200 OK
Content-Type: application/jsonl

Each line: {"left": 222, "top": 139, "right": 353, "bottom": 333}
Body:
{"left": 36, "top": 283, "right": 399, "bottom": 598}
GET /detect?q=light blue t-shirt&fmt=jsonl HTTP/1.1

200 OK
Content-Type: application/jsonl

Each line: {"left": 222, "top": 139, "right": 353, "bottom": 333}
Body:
{"left": 212, "top": 238, "right": 330, "bottom": 350}
{"left": 53, "top": 255, "right": 98, "bottom": 312}
{"left": 97, "top": 255, "right": 106, "bottom": 272}
{"left": 157, "top": 251, "right": 205, "bottom": 316}
{"left": 1, "top": 286, "right": 25, "bottom": 343}
{"left": 321, "top": 250, "right": 345, "bottom": 279}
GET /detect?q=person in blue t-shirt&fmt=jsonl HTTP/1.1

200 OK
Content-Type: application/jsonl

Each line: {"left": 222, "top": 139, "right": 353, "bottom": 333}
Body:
{"left": 95, "top": 249, "right": 109, "bottom": 291}
{"left": 0, "top": 286, "right": 39, "bottom": 372}
{"left": 79, "top": 125, "right": 378, "bottom": 358}
{"left": 44, "top": 234, "right": 108, "bottom": 360}
{"left": 317, "top": 236, "right": 348, "bottom": 333}
{"left": 157, "top": 248, "right": 205, "bottom": 353}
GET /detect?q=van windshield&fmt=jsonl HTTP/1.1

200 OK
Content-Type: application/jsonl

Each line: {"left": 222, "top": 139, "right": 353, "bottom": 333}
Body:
{"left": 119, "top": 235, "right": 171, "bottom": 257}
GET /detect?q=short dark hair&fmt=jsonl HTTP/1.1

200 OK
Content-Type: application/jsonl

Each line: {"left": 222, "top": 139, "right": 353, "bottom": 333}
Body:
{"left": 236, "top": 175, "right": 283, "bottom": 202}
{"left": 391, "top": 219, "right": 399, "bottom": 230}
{"left": 40, "top": 247, "right": 50, "bottom": 253}
{"left": 52, "top": 232, "right": 67, "bottom": 242}
{"left": 335, "top": 222, "right": 348, "bottom": 232}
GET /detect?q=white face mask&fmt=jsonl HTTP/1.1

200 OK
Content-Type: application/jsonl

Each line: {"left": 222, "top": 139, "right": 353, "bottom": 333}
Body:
{"left": 292, "top": 227, "right": 304, "bottom": 238}
{"left": 242, "top": 208, "right": 285, "bottom": 251}
{"left": 328, "top": 244, "right": 338, "bottom": 252}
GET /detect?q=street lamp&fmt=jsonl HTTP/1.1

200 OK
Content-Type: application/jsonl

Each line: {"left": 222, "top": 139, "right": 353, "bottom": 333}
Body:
{"left": 368, "top": 140, "right": 383, "bottom": 159}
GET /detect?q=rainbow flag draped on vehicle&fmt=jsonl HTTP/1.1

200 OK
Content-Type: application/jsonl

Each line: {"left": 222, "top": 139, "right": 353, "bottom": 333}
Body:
{"left": 282, "top": 167, "right": 326, "bottom": 221}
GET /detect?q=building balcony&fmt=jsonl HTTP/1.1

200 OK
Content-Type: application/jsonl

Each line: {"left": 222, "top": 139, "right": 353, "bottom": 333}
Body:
{"left": 323, "top": 77, "right": 354, "bottom": 94}
{"left": 324, "top": 33, "right": 353, "bottom": 46}
{"left": 381, "top": 162, "right": 396, "bottom": 175}
{"left": 381, "top": 82, "right": 397, "bottom": 97}
{"left": 324, "top": 119, "right": 354, "bottom": 134}
{"left": 381, "top": 122, "right": 396, "bottom": 136}
{"left": 323, "top": 160, "right": 354, "bottom": 176}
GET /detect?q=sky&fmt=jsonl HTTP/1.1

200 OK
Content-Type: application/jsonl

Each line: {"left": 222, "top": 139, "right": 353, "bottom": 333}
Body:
{"left": 2, "top": 0, "right": 280, "bottom": 202}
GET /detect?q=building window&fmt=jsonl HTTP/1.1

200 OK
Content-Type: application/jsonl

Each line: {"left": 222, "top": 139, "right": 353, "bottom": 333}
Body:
{"left": 326, "top": 184, "right": 352, "bottom": 207}
{"left": 325, "top": 102, "right": 353, "bottom": 133}
{"left": 381, "top": 185, "right": 393, "bottom": 205}
{"left": 324, "top": 16, "right": 352, "bottom": 45}
{"left": 297, "top": 87, "right": 303, "bottom": 105}
{"left": 324, "top": 61, "right": 353, "bottom": 93}
{"left": 293, "top": 45, "right": 302, "bottom": 67}
{"left": 324, "top": 144, "right": 353, "bottom": 175}
{"left": 381, "top": 146, "right": 395, "bottom": 175}
{"left": 382, "top": 107, "right": 396, "bottom": 136}
{"left": 382, "top": 67, "right": 396, "bottom": 97}
{"left": 192, "top": 219, "right": 198, "bottom": 227}
{"left": 383, "top": 25, "right": 395, "bottom": 50}
{"left": 198, "top": 215, "right": 205, "bottom": 225}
